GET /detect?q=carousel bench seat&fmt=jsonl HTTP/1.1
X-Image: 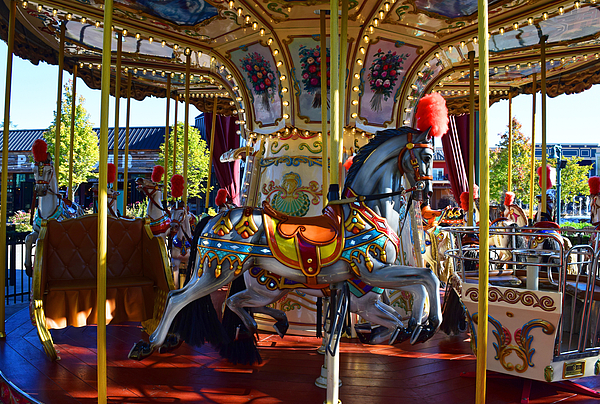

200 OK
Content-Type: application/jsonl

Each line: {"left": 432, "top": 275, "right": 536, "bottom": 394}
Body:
{"left": 31, "top": 215, "right": 174, "bottom": 360}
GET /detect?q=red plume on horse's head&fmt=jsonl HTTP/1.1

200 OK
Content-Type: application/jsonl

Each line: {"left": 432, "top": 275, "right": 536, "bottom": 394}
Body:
{"left": 415, "top": 92, "right": 449, "bottom": 139}
{"left": 504, "top": 191, "right": 515, "bottom": 206}
{"left": 32, "top": 139, "right": 48, "bottom": 162}
{"left": 589, "top": 176, "right": 600, "bottom": 195}
{"left": 170, "top": 174, "right": 185, "bottom": 198}
{"left": 343, "top": 155, "right": 354, "bottom": 171}
{"left": 216, "top": 188, "right": 230, "bottom": 207}
{"left": 460, "top": 192, "right": 469, "bottom": 211}
{"left": 536, "top": 165, "right": 555, "bottom": 190}
{"left": 151, "top": 165, "right": 165, "bottom": 182}
{"left": 107, "top": 163, "right": 117, "bottom": 184}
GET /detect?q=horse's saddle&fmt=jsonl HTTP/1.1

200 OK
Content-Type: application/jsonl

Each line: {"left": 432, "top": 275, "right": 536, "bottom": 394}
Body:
{"left": 262, "top": 201, "right": 344, "bottom": 285}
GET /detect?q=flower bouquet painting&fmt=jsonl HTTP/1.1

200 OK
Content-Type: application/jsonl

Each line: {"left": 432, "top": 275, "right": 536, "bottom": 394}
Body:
{"left": 367, "top": 49, "right": 408, "bottom": 112}
{"left": 299, "top": 44, "right": 330, "bottom": 108}
{"left": 240, "top": 51, "right": 277, "bottom": 111}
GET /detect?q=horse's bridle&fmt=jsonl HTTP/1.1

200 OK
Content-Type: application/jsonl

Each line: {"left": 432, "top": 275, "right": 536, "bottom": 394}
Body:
{"left": 138, "top": 182, "right": 170, "bottom": 215}
{"left": 397, "top": 132, "right": 433, "bottom": 182}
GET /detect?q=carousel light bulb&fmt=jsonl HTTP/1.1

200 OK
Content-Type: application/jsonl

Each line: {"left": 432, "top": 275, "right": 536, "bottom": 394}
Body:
{"left": 160, "top": 71, "right": 165, "bottom": 77}
{"left": 267, "top": 38, "right": 273, "bottom": 45}
{"left": 136, "top": 33, "right": 141, "bottom": 40}
{"left": 418, "top": 71, "right": 424, "bottom": 77}
{"left": 351, "top": 99, "right": 359, "bottom": 105}
{"left": 143, "top": 69, "right": 147, "bottom": 75}
{"left": 384, "top": 2, "right": 391, "bottom": 11}
{"left": 125, "top": 67, "right": 130, "bottom": 73}
{"left": 359, "top": 47, "right": 366, "bottom": 55}
{"left": 152, "top": 70, "right": 156, "bottom": 75}
{"left": 499, "top": 27, "right": 504, "bottom": 35}
{"left": 88, "top": 63, "right": 93, "bottom": 69}
{"left": 245, "top": 15, "right": 251, "bottom": 24}
{"left": 351, "top": 112, "right": 358, "bottom": 118}
{"left": 252, "top": 22, "right": 258, "bottom": 30}
{"left": 260, "top": 28, "right": 265, "bottom": 36}
{"left": 354, "top": 73, "right": 360, "bottom": 79}
{"left": 505, "top": 65, "right": 509, "bottom": 70}
{"left": 280, "top": 75, "right": 286, "bottom": 80}
{"left": 352, "top": 86, "right": 359, "bottom": 92}
{"left": 170, "top": 72, "right": 175, "bottom": 78}
{"left": 173, "top": 44, "right": 179, "bottom": 50}
{"left": 81, "top": 17, "right": 86, "bottom": 24}
{"left": 236, "top": 96, "right": 243, "bottom": 101}
{"left": 404, "top": 107, "right": 411, "bottom": 112}
{"left": 543, "top": 12, "right": 548, "bottom": 20}
{"left": 95, "top": 21, "right": 100, "bottom": 27}
{"left": 368, "top": 25, "right": 374, "bottom": 34}
{"left": 561, "top": 57, "right": 566, "bottom": 63}
{"left": 52, "top": 8, "right": 57, "bottom": 15}
{"left": 226, "top": 74, "right": 232, "bottom": 80}
{"left": 558, "top": 6, "right": 564, "bottom": 14}
{"left": 403, "top": 120, "right": 410, "bottom": 125}
{"left": 232, "top": 86, "right": 239, "bottom": 91}
{"left": 219, "top": 65, "right": 225, "bottom": 70}
{"left": 357, "top": 59, "right": 363, "bottom": 65}
{"left": 66, "top": 13, "right": 72, "bottom": 20}
{"left": 596, "top": 53, "right": 599, "bottom": 58}
{"left": 37, "top": 4, "right": 42, "bottom": 11}
{"left": 425, "top": 61, "right": 430, "bottom": 67}
{"left": 373, "top": 18, "right": 379, "bottom": 27}
{"left": 161, "top": 40, "right": 166, "bottom": 47}
{"left": 283, "top": 113, "right": 290, "bottom": 119}
{"left": 527, "top": 62, "right": 532, "bottom": 67}
{"left": 283, "top": 100, "right": 289, "bottom": 106}
{"left": 237, "top": 7, "right": 243, "bottom": 16}
{"left": 513, "top": 22, "right": 519, "bottom": 30}
{"left": 132, "top": 68, "right": 137, "bottom": 74}
{"left": 282, "top": 87, "right": 288, "bottom": 93}
{"left": 363, "top": 35, "right": 370, "bottom": 43}
{"left": 379, "top": 10, "right": 385, "bottom": 19}
{"left": 528, "top": 17, "right": 533, "bottom": 25}
{"left": 22, "top": 1, "right": 27, "bottom": 9}
{"left": 434, "top": 52, "right": 440, "bottom": 58}
{"left": 276, "top": 61, "right": 283, "bottom": 67}
{"left": 494, "top": 67, "right": 498, "bottom": 72}
{"left": 460, "top": 41, "right": 465, "bottom": 48}
{"left": 228, "top": 0, "right": 234, "bottom": 9}
{"left": 411, "top": 84, "right": 418, "bottom": 90}
{"left": 273, "top": 49, "right": 279, "bottom": 55}
{"left": 97, "top": 64, "right": 101, "bottom": 70}
{"left": 239, "top": 108, "right": 245, "bottom": 113}
{"left": 79, "top": 62, "right": 84, "bottom": 68}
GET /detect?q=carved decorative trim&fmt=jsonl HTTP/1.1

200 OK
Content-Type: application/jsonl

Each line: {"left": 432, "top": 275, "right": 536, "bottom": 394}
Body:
{"left": 465, "top": 287, "right": 557, "bottom": 311}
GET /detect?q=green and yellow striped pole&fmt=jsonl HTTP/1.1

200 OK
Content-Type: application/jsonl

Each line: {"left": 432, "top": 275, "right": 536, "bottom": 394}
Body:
{"left": 0, "top": 0, "right": 17, "bottom": 339}
{"left": 476, "top": 0, "right": 490, "bottom": 402}
{"left": 98, "top": 2, "right": 114, "bottom": 401}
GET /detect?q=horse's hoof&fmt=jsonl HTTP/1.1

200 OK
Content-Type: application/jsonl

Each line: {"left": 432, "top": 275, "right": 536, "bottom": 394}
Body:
{"left": 409, "top": 325, "right": 423, "bottom": 345}
{"left": 25, "top": 265, "right": 33, "bottom": 278}
{"left": 273, "top": 319, "right": 289, "bottom": 338}
{"left": 158, "top": 334, "right": 183, "bottom": 354}
{"left": 390, "top": 326, "right": 411, "bottom": 344}
{"left": 128, "top": 340, "right": 154, "bottom": 360}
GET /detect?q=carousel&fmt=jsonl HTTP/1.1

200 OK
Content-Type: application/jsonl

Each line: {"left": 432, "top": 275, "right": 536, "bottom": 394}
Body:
{"left": 1, "top": 0, "right": 600, "bottom": 403}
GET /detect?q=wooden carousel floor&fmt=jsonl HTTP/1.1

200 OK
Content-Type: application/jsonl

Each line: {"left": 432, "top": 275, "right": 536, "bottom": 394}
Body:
{"left": 2, "top": 306, "right": 600, "bottom": 404}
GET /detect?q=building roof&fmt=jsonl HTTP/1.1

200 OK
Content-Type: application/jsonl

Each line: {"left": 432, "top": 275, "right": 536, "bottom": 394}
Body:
{"left": 1, "top": 126, "right": 167, "bottom": 152}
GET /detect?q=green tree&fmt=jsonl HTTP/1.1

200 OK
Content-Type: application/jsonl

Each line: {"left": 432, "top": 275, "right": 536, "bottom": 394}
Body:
{"left": 44, "top": 80, "right": 99, "bottom": 192}
{"left": 156, "top": 122, "right": 211, "bottom": 200}
{"left": 489, "top": 117, "right": 534, "bottom": 204}
{"left": 556, "top": 156, "right": 590, "bottom": 204}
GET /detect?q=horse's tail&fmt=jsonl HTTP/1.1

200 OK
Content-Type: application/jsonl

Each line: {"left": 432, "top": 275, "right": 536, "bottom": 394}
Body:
{"left": 440, "top": 273, "right": 467, "bottom": 336}
{"left": 218, "top": 274, "right": 262, "bottom": 365}
{"left": 168, "top": 213, "right": 230, "bottom": 348}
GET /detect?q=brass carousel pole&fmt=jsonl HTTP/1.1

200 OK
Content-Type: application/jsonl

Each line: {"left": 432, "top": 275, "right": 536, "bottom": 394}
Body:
{"left": 173, "top": 93, "right": 179, "bottom": 175}
{"left": 540, "top": 36, "right": 548, "bottom": 217}
{"left": 476, "top": 0, "right": 490, "bottom": 401}
{"left": 468, "top": 50, "right": 475, "bottom": 226}
{"left": 114, "top": 32, "right": 122, "bottom": 181}
{"left": 338, "top": 0, "right": 347, "bottom": 187}
{"left": 528, "top": 73, "right": 537, "bottom": 222}
{"left": 507, "top": 90, "right": 513, "bottom": 193}
{"left": 320, "top": 11, "right": 329, "bottom": 206}
{"left": 55, "top": 22, "right": 66, "bottom": 177}
{"left": 123, "top": 71, "right": 132, "bottom": 213}
{"left": 98, "top": 1, "right": 114, "bottom": 402}
{"left": 68, "top": 63, "right": 77, "bottom": 200}
{"left": 204, "top": 98, "right": 218, "bottom": 211}
{"left": 183, "top": 51, "right": 191, "bottom": 205}
{"left": 164, "top": 76, "right": 171, "bottom": 190}
{"left": 0, "top": 0, "right": 17, "bottom": 339}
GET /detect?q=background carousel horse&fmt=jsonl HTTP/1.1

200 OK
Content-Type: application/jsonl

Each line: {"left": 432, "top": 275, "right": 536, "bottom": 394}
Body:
{"left": 129, "top": 92, "right": 449, "bottom": 361}
{"left": 25, "top": 139, "right": 84, "bottom": 276}
{"left": 168, "top": 174, "right": 197, "bottom": 289}
{"left": 136, "top": 165, "right": 170, "bottom": 240}
{"left": 590, "top": 177, "right": 600, "bottom": 227}
{"left": 90, "top": 163, "right": 120, "bottom": 217}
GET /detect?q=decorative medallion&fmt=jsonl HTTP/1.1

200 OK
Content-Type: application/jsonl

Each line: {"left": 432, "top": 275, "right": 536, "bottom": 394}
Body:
{"left": 262, "top": 172, "right": 322, "bottom": 217}
{"left": 212, "top": 211, "right": 233, "bottom": 236}
{"left": 345, "top": 207, "right": 367, "bottom": 234}
{"left": 235, "top": 207, "right": 259, "bottom": 239}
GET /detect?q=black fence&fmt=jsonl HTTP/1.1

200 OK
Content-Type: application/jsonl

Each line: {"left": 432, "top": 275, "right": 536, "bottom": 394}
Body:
{"left": 5, "top": 230, "right": 31, "bottom": 305}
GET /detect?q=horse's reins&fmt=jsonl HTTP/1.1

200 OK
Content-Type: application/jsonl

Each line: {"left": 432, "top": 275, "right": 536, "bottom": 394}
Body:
{"left": 139, "top": 183, "right": 171, "bottom": 216}
{"left": 397, "top": 132, "right": 434, "bottom": 183}
{"left": 327, "top": 182, "right": 425, "bottom": 206}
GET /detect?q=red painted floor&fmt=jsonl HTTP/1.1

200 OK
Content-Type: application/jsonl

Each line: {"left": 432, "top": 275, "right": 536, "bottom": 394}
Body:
{"left": 2, "top": 306, "right": 600, "bottom": 404}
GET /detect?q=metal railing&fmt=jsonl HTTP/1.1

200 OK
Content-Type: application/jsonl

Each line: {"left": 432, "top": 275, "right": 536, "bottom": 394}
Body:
{"left": 5, "top": 231, "right": 31, "bottom": 305}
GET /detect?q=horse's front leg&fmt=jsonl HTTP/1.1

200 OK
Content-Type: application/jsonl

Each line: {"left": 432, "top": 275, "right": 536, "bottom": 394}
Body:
{"left": 24, "top": 230, "right": 38, "bottom": 277}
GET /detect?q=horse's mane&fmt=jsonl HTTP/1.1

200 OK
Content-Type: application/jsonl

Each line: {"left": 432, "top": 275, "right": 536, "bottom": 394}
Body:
{"left": 343, "top": 126, "right": 421, "bottom": 192}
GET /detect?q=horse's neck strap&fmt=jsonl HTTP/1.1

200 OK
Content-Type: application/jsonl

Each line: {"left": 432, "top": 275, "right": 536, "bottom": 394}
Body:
{"left": 142, "top": 185, "right": 169, "bottom": 214}
{"left": 397, "top": 133, "right": 433, "bottom": 182}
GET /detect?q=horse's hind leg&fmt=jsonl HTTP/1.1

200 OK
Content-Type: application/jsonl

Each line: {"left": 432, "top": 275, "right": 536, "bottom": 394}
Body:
{"left": 352, "top": 292, "right": 404, "bottom": 344}
{"left": 148, "top": 262, "right": 239, "bottom": 350}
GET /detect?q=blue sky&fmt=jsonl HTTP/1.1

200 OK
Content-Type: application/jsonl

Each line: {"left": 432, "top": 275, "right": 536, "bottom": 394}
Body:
{"left": 1, "top": 42, "right": 599, "bottom": 146}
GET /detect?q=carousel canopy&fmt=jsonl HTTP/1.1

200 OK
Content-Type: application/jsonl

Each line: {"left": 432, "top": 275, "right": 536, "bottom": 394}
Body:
{"left": 1, "top": 0, "right": 599, "bottom": 136}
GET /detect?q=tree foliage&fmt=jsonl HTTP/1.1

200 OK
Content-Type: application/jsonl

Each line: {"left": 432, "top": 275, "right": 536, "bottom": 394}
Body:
{"left": 489, "top": 117, "right": 591, "bottom": 207}
{"left": 156, "top": 122, "right": 210, "bottom": 200}
{"left": 43, "top": 80, "right": 98, "bottom": 192}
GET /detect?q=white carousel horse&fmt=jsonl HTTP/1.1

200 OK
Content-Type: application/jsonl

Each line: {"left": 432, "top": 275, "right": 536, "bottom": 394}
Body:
{"left": 136, "top": 176, "right": 171, "bottom": 240}
{"left": 91, "top": 184, "right": 121, "bottom": 217}
{"left": 129, "top": 122, "right": 444, "bottom": 360}
{"left": 24, "top": 156, "right": 84, "bottom": 276}
{"left": 169, "top": 202, "right": 196, "bottom": 289}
